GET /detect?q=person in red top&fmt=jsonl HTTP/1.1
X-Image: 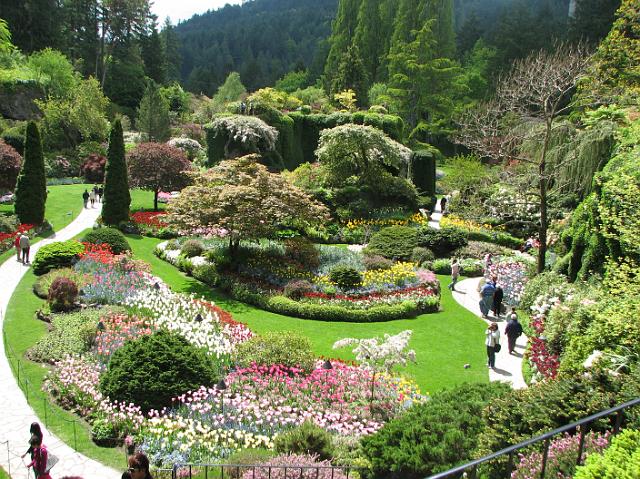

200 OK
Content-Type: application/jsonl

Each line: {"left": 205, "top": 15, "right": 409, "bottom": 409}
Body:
{"left": 26, "top": 435, "right": 52, "bottom": 479}
{"left": 14, "top": 233, "right": 21, "bottom": 262}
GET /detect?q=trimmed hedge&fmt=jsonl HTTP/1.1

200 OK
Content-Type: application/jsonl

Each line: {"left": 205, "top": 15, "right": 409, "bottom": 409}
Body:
{"left": 83, "top": 227, "right": 131, "bottom": 254}
{"left": 417, "top": 226, "right": 468, "bottom": 257}
{"left": 365, "top": 226, "right": 419, "bottom": 261}
{"left": 236, "top": 331, "right": 316, "bottom": 372}
{"left": 32, "top": 240, "right": 85, "bottom": 275}
{"left": 467, "top": 230, "right": 523, "bottom": 250}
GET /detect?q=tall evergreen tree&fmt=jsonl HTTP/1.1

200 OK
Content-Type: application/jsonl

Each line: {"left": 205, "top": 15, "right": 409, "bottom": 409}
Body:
{"left": 376, "top": 0, "right": 400, "bottom": 82}
{"left": 60, "top": 0, "right": 100, "bottom": 77}
{"left": 137, "top": 82, "right": 171, "bottom": 142}
{"left": 427, "top": 0, "right": 456, "bottom": 59}
{"left": 0, "top": 0, "right": 61, "bottom": 53}
{"left": 323, "top": 0, "right": 362, "bottom": 92}
{"left": 353, "top": 0, "right": 382, "bottom": 89}
{"left": 161, "top": 18, "right": 182, "bottom": 82}
{"left": 331, "top": 44, "right": 369, "bottom": 106}
{"left": 102, "top": 119, "right": 131, "bottom": 225}
{"left": 14, "top": 122, "right": 46, "bottom": 225}
{"left": 142, "top": 25, "right": 167, "bottom": 84}
{"left": 569, "top": 0, "right": 621, "bottom": 44}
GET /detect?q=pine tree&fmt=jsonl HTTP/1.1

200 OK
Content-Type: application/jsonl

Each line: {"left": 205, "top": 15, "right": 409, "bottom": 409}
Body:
{"left": 142, "top": 25, "right": 167, "bottom": 84}
{"left": 323, "top": 0, "right": 362, "bottom": 92}
{"left": 376, "top": 0, "right": 400, "bottom": 82}
{"left": 427, "top": 0, "right": 456, "bottom": 59}
{"left": 137, "top": 81, "right": 170, "bottom": 142}
{"left": 569, "top": 0, "right": 621, "bottom": 44}
{"left": 102, "top": 120, "right": 131, "bottom": 225}
{"left": 161, "top": 18, "right": 181, "bottom": 82}
{"left": 331, "top": 44, "right": 369, "bottom": 107}
{"left": 353, "top": 0, "right": 382, "bottom": 90}
{"left": 14, "top": 121, "right": 46, "bottom": 225}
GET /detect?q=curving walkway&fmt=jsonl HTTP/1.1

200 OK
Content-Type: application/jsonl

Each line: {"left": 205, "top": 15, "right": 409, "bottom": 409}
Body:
{"left": 0, "top": 205, "right": 120, "bottom": 479}
{"left": 451, "top": 277, "right": 528, "bottom": 389}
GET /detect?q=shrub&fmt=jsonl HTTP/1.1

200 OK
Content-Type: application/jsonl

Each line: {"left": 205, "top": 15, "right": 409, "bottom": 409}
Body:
{"left": 361, "top": 383, "right": 510, "bottom": 479}
{"left": 283, "top": 279, "right": 315, "bottom": 300}
{"left": 241, "top": 454, "right": 348, "bottom": 479}
{"left": 431, "top": 258, "right": 483, "bottom": 277}
{"left": 365, "top": 226, "right": 418, "bottom": 261}
{"left": 573, "top": 429, "right": 640, "bottom": 479}
{"left": 32, "top": 240, "right": 85, "bottom": 275}
{"left": 83, "top": 228, "right": 131, "bottom": 254}
{"left": 192, "top": 263, "right": 220, "bottom": 286}
{"left": 235, "top": 331, "right": 316, "bottom": 373}
{"left": 416, "top": 226, "right": 467, "bottom": 257}
{"left": 274, "top": 421, "right": 335, "bottom": 461}
{"left": 180, "top": 239, "right": 205, "bottom": 258}
{"left": 284, "top": 237, "right": 320, "bottom": 270}
{"left": 48, "top": 277, "right": 79, "bottom": 312}
{"left": 362, "top": 254, "right": 394, "bottom": 271}
{"left": 466, "top": 230, "right": 523, "bottom": 249}
{"left": 0, "top": 214, "right": 18, "bottom": 233}
{"left": 453, "top": 241, "right": 511, "bottom": 260}
{"left": 329, "top": 266, "right": 363, "bottom": 290}
{"left": 102, "top": 119, "right": 131, "bottom": 225}
{"left": 519, "top": 271, "right": 568, "bottom": 313}
{"left": 0, "top": 139, "right": 22, "bottom": 192}
{"left": 410, "top": 247, "right": 435, "bottom": 266}
{"left": 80, "top": 153, "right": 107, "bottom": 182}
{"left": 99, "top": 330, "right": 217, "bottom": 413}
{"left": 224, "top": 449, "right": 276, "bottom": 479}
{"left": 14, "top": 121, "right": 46, "bottom": 225}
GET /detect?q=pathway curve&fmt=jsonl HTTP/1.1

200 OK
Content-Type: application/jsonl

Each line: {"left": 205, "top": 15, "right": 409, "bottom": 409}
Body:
{"left": 0, "top": 205, "right": 121, "bottom": 479}
{"left": 451, "top": 277, "right": 528, "bottom": 389}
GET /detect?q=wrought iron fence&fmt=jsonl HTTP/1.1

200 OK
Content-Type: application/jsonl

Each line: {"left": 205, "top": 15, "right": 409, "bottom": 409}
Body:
{"left": 159, "top": 463, "right": 363, "bottom": 479}
{"left": 425, "top": 397, "right": 640, "bottom": 479}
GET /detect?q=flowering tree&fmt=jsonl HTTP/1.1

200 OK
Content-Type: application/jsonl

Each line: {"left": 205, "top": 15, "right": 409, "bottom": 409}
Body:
{"left": 333, "top": 330, "right": 416, "bottom": 373}
{"left": 208, "top": 115, "right": 278, "bottom": 159}
{"left": 0, "top": 139, "right": 22, "bottom": 191}
{"left": 166, "top": 155, "right": 329, "bottom": 258}
{"left": 127, "top": 143, "right": 193, "bottom": 211}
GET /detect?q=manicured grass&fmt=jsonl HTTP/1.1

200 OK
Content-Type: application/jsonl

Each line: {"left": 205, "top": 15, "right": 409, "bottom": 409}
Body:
{"left": 0, "top": 466, "right": 9, "bottom": 479}
{"left": 4, "top": 270, "right": 128, "bottom": 470}
{"left": 127, "top": 235, "right": 489, "bottom": 393}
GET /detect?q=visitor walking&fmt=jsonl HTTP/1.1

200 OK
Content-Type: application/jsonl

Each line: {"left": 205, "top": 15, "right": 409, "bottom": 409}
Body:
{"left": 82, "top": 189, "right": 89, "bottom": 208}
{"left": 21, "top": 422, "right": 43, "bottom": 474}
{"left": 89, "top": 189, "right": 96, "bottom": 207}
{"left": 128, "top": 452, "right": 153, "bottom": 479}
{"left": 485, "top": 322, "right": 500, "bottom": 369}
{"left": 25, "top": 434, "right": 51, "bottom": 479}
{"left": 97, "top": 186, "right": 104, "bottom": 202}
{"left": 483, "top": 253, "right": 493, "bottom": 273}
{"left": 448, "top": 258, "right": 460, "bottom": 291}
{"left": 492, "top": 285, "right": 504, "bottom": 318}
{"left": 19, "top": 233, "right": 31, "bottom": 264}
{"left": 15, "top": 233, "right": 21, "bottom": 261}
{"left": 504, "top": 309, "right": 523, "bottom": 354}
{"left": 479, "top": 278, "right": 496, "bottom": 318}
{"left": 440, "top": 196, "right": 447, "bottom": 214}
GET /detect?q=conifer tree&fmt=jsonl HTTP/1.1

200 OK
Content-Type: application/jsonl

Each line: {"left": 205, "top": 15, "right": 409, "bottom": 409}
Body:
{"left": 137, "top": 82, "right": 170, "bottom": 142}
{"left": 142, "top": 25, "right": 166, "bottom": 84}
{"left": 161, "top": 18, "right": 182, "bottom": 82}
{"left": 14, "top": 121, "right": 46, "bottom": 225}
{"left": 353, "top": 0, "right": 382, "bottom": 88}
{"left": 102, "top": 119, "right": 131, "bottom": 225}
{"left": 323, "top": 0, "right": 362, "bottom": 92}
{"left": 331, "top": 45, "right": 369, "bottom": 107}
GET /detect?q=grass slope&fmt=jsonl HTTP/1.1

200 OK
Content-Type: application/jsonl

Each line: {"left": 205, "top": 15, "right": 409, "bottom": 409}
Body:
{"left": 127, "top": 235, "right": 489, "bottom": 393}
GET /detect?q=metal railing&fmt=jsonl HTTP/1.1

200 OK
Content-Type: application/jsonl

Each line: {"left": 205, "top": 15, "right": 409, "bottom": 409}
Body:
{"left": 159, "top": 463, "right": 363, "bottom": 479}
{"left": 425, "top": 396, "right": 640, "bottom": 479}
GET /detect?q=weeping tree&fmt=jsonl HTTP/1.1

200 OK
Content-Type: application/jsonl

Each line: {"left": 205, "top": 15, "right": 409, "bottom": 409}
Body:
{"left": 206, "top": 115, "right": 278, "bottom": 166}
{"left": 455, "top": 43, "right": 591, "bottom": 273}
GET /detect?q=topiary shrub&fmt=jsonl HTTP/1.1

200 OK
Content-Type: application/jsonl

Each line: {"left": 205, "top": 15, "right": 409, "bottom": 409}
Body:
{"left": 362, "top": 254, "right": 394, "bottom": 271}
{"left": 48, "top": 277, "right": 79, "bottom": 312}
{"left": 364, "top": 226, "right": 418, "bottom": 261}
{"left": 83, "top": 227, "right": 131, "bottom": 254}
{"left": 416, "top": 226, "right": 467, "bottom": 257}
{"left": 235, "top": 331, "right": 316, "bottom": 373}
{"left": 284, "top": 237, "right": 320, "bottom": 270}
{"left": 329, "top": 265, "right": 363, "bottom": 290}
{"left": 410, "top": 247, "right": 435, "bottom": 266}
{"left": 14, "top": 121, "right": 46, "bottom": 225}
{"left": 283, "top": 279, "right": 315, "bottom": 300}
{"left": 361, "top": 382, "right": 510, "bottom": 479}
{"left": 180, "top": 239, "right": 205, "bottom": 258}
{"left": 32, "top": 240, "right": 85, "bottom": 275}
{"left": 274, "top": 421, "right": 335, "bottom": 461}
{"left": 99, "top": 330, "right": 217, "bottom": 413}
{"left": 573, "top": 429, "right": 640, "bottom": 479}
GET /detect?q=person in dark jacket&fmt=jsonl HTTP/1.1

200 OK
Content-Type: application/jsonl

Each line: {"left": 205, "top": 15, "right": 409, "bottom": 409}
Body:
{"left": 504, "top": 309, "right": 524, "bottom": 354}
{"left": 492, "top": 285, "right": 504, "bottom": 318}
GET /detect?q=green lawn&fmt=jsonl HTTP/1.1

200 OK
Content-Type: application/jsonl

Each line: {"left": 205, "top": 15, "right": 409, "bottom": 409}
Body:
{"left": 126, "top": 235, "right": 489, "bottom": 394}
{"left": 0, "top": 466, "right": 9, "bottom": 479}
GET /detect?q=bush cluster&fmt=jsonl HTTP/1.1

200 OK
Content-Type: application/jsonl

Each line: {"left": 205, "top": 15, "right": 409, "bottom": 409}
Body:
{"left": 235, "top": 331, "right": 316, "bottom": 373}
{"left": 574, "top": 429, "right": 640, "bottom": 478}
{"left": 364, "top": 226, "right": 418, "bottom": 261}
{"left": 284, "top": 237, "right": 320, "bottom": 270}
{"left": 410, "top": 247, "right": 435, "bottom": 266}
{"left": 274, "top": 421, "right": 335, "bottom": 460}
{"left": 33, "top": 268, "right": 87, "bottom": 299}
{"left": 181, "top": 239, "right": 205, "bottom": 258}
{"left": 99, "top": 330, "right": 218, "bottom": 413}
{"left": 466, "top": 230, "right": 523, "bottom": 250}
{"left": 430, "top": 258, "right": 483, "bottom": 277}
{"left": 362, "top": 254, "right": 394, "bottom": 271}
{"left": 416, "top": 227, "right": 467, "bottom": 257}
{"left": 329, "top": 266, "right": 363, "bottom": 290}
{"left": 83, "top": 228, "right": 131, "bottom": 255}
{"left": 48, "top": 277, "right": 79, "bottom": 312}
{"left": 283, "top": 279, "right": 314, "bottom": 300}
{"left": 32, "top": 240, "right": 85, "bottom": 275}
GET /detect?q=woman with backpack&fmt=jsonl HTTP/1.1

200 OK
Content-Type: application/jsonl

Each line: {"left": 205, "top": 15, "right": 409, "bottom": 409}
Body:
{"left": 26, "top": 434, "right": 52, "bottom": 479}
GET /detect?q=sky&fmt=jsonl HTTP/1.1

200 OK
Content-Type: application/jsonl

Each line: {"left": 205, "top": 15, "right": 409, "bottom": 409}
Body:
{"left": 151, "top": 0, "right": 245, "bottom": 24}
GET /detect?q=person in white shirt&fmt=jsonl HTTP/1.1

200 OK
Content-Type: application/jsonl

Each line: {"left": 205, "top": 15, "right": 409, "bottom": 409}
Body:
{"left": 485, "top": 322, "right": 500, "bottom": 369}
{"left": 448, "top": 258, "right": 460, "bottom": 291}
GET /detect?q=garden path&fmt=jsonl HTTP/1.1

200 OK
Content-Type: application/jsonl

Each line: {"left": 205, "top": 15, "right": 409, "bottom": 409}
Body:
{"left": 0, "top": 205, "right": 120, "bottom": 479}
{"left": 451, "top": 278, "right": 528, "bottom": 389}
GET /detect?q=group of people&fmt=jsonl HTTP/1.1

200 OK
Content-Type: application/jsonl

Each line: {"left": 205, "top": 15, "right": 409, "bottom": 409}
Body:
{"left": 478, "top": 274, "right": 504, "bottom": 319}
{"left": 14, "top": 232, "right": 31, "bottom": 264}
{"left": 21, "top": 421, "right": 154, "bottom": 479}
{"left": 82, "top": 185, "right": 103, "bottom": 209}
{"left": 485, "top": 309, "right": 524, "bottom": 369}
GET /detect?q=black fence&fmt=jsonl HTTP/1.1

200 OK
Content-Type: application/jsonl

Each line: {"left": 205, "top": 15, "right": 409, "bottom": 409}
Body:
{"left": 154, "top": 463, "right": 362, "bottom": 479}
{"left": 425, "top": 397, "right": 640, "bottom": 479}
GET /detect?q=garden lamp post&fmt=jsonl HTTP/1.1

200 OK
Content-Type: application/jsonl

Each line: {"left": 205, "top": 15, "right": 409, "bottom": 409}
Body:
{"left": 216, "top": 378, "right": 227, "bottom": 415}
{"left": 322, "top": 359, "right": 334, "bottom": 411}
{"left": 94, "top": 320, "right": 105, "bottom": 348}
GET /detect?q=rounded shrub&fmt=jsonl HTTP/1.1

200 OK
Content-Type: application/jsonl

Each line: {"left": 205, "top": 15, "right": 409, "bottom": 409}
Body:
{"left": 235, "top": 331, "right": 316, "bottom": 373}
{"left": 365, "top": 226, "right": 418, "bottom": 261}
{"left": 417, "top": 226, "right": 467, "bottom": 257}
{"left": 99, "top": 330, "right": 217, "bottom": 413}
{"left": 181, "top": 239, "right": 205, "bottom": 258}
{"left": 83, "top": 227, "right": 131, "bottom": 254}
{"left": 329, "top": 265, "right": 363, "bottom": 290}
{"left": 33, "top": 240, "right": 85, "bottom": 275}
{"left": 284, "top": 237, "right": 320, "bottom": 270}
{"left": 48, "top": 277, "right": 79, "bottom": 312}
{"left": 274, "top": 421, "right": 335, "bottom": 461}
{"left": 362, "top": 254, "right": 394, "bottom": 271}
{"left": 283, "top": 279, "right": 314, "bottom": 300}
{"left": 574, "top": 429, "right": 640, "bottom": 479}
{"left": 410, "top": 246, "right": 435, "bottom": 266}
{"left": 224, "top": 449, "right": 276, "bottom": 479}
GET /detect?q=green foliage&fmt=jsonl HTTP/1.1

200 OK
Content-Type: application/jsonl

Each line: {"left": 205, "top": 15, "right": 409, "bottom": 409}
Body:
{"left": 82, "top": 228, "right": 131, "bottom": 255}
{"left": 362, "top": 254, "right": 394, "bottom": 271}
{"left": 329, "top": 265, "right": 363, "bottom": 290}
{"left": 103, "top": 45, "right": 147, "bottom": 112}
{"left": 27, "top": 48, "right": 76, "bottom": 98}
{"left": 48, "top": 276, "right": 79, "bottom": 312}
{"left": 431, "top": 258, "right": 483, "bottom": 277}
{"left": 14, "top": 121, "right": 46, "bottom": 224}
{"left": 411, "top": 150, "right": 438, "bottom": 197}
{"left": 137, "top": 82, "right": 171, "bottom": 142}
{"left": 365, "top": 226, "right": 418, "bottom": 261}
{"left": 32, "top": 240, "right": 84, "bottom": 275}
{"left": 0, "top": 139, "right": 22, "bottom": 191}
{"left": 102, "top": 120, "right": 131, "bottom": 225}
{"left": 519, "top": 271, "right": 569, "bottom": 313}
{"left": 274, "top": 421, "right": 335, "bottom": 461}
{"left": 274, "top": 70, "right": 309, "bottom": 93}
{"left": 205, "top": 115, "right": 279, "bottom": 165}
{"left": 235, "top": 331, "right": 316, "bottom": 373}
{"left": 284, "top": 237, "right": 320, "bottom": 270}
{"left": 466, "top": 230, "right": 523, "bottom": 250}
{"left": 417, "top": 227, "right": 468, "bottom": 258}
{"left": 181, "top": 239, "right": 204, "bottom": 258}
{"left": 99, "top": 330, "right": 217, "bottom": 413}
{"left": 410, "top": 247, "right": 435, "bottom": 266}
{"left": 283, "top": 279, "right": 315, "bottom": 300}
{"left": 33, "top": 267, "right": 87, "bottom": 299}
{"left": 212, "top": 72, "right": 246, "bottom": 107}
{"left": 361, "top": 382, "right": 510, "bottom": 479}
{"left": 574, "top": 429, "right": 640, "bottom": 479}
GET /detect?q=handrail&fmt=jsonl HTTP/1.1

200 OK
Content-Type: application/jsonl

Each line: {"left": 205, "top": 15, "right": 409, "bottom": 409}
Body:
{"left": 426, "top": 396, "right": 640, "bottom": 478}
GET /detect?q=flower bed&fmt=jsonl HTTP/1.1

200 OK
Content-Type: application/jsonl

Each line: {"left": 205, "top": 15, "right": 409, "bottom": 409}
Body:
{"left": 130, "top": 211, "right": 175, "bottom": 237}
{"left": 0, "top": 223, "right": 35, "bottom": 253}
{"left": 485, "top": 257, "right": 532, "bottom": 306}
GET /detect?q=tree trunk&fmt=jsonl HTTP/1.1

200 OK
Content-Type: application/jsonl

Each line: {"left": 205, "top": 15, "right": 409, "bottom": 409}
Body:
{"left": 154, "top": 189, "right": 158, "bottom": 212}
{"left": 537, "top": 118, "right": 553, "bottom": 274}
